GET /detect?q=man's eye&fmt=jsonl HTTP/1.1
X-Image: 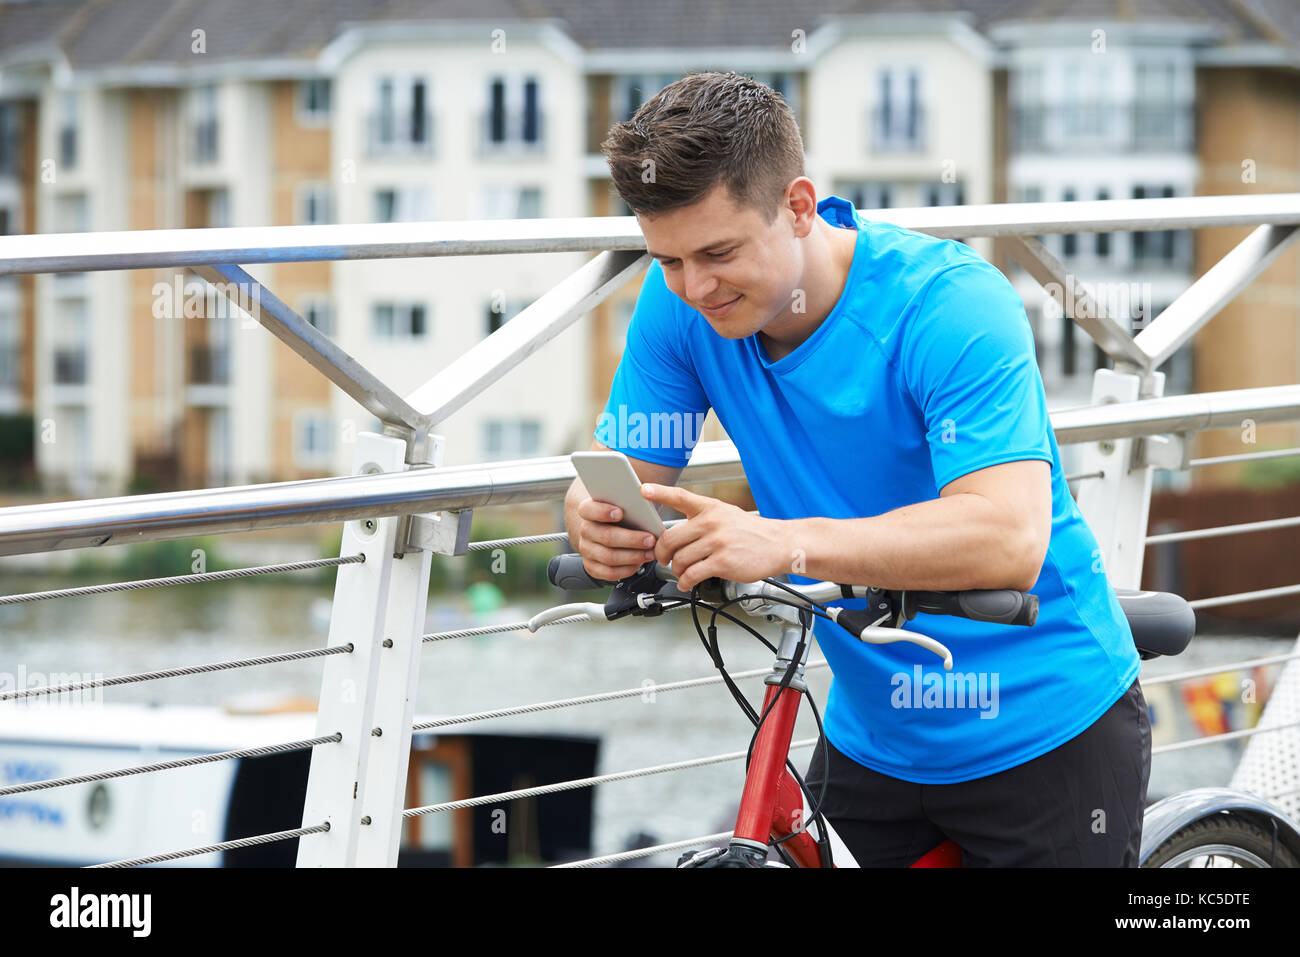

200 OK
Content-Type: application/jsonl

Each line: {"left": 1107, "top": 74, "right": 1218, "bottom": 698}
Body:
{"left": 707, "top": 249, "right": 734, "bottom": 259}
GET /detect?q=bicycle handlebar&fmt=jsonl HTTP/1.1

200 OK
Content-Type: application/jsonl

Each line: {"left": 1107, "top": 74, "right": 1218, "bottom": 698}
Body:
{"left": 545, "top": 554, "right": 1038, "bottom": 627}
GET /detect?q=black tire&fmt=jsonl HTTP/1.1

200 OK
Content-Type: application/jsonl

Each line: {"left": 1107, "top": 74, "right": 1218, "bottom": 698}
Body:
{"left": 1144, "top": 813, "right": 1300, "bottom": 868}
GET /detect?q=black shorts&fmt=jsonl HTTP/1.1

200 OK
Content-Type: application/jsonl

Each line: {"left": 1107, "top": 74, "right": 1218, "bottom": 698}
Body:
{"left": 803, "top": 678, "right": 1151, "bottom": 867}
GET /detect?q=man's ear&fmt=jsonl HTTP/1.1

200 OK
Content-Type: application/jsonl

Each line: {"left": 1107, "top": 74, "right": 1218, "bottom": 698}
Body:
{"left": 785, "top": 177, "right": 818, "bottom": 235}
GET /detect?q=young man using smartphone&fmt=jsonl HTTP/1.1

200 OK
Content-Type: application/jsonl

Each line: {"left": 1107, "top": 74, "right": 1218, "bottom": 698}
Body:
{"left": 563, "top": 72, "right": 1149, "bottom": 866}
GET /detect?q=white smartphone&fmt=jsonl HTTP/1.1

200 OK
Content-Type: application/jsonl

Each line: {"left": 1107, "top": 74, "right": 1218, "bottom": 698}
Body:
{"left": 571, "top": 451, "right": 666, "bottom": 537}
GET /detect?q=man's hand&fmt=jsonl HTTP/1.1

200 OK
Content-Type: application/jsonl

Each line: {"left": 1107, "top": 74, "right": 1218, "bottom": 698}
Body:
{"left": 572, "top": 496, "right": 659, "bottom": 583}
{"left": 641, "top": 484, "right": 792, "bottom": 591}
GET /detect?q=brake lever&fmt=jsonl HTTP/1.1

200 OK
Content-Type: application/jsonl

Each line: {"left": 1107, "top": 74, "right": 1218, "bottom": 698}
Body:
{"left": 853, "top": 623, "right": 954, "bottom": 670}
{"left": 525, "top": 602, "right": 607, "bottom": 632}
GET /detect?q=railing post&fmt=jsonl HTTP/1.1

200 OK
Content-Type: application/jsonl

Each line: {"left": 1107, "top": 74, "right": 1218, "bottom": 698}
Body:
{"left": 1075, "top": 367, "right": 1165, "bottom": 589}
{"left": 296, "top": 430, "right": 422, "bottom": 866}
{"left": 352, "top": 434, "right": 452, "bottom": 866}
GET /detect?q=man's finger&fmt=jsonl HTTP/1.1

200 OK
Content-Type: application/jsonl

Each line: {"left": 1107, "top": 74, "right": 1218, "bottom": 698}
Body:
{"left": 641, "top": 483, "right": 711, "bottom": 517}
{"left": 584, "top": 518, "right": 656, "bottom": 550}
{"left": 578, "top": 497, "right": 624, "bottom": 523}
{"left": 675, "top": 555, "right": 719, "bottom": 593}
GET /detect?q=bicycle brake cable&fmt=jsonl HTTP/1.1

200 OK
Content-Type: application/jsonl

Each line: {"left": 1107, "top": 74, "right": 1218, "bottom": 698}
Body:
{"left": 683, "top": 587, "right": 839, "bottom": 861}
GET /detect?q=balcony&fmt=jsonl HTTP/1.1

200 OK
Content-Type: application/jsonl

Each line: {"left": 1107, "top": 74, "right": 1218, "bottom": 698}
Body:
{"left": 477, "top": 110, "right": 545, "bottom": 158}
{"left": 1011, "top": 102, "right": 1194, "bottom": 153}
{"left": 1132, "top": 102, "right": 1195, "bottom": 151}
{"left": 870, "top": 104, "right": 926, "bottom": 154}
{"left": 366, "top": 110, "right": 434, "bottom": 158}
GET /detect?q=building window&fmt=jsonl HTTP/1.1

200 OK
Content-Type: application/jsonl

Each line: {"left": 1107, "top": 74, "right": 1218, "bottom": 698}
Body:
{"left": 1134, "top": 62, "right": 1188, "bottom": 149}
{"left": 54, "top": 192, "right": 89, "bottom": 233}
{"left": 873, "top": 67, "right": 923, "bottom": 152}
{"left": 369, "top": 76, "right": 432, "bottom": 155}
{"left": 838, "top": 181, "right": 893, "bottom": 211}
{"left": 207, "top": 188, "right": 230, "bottom": 228}
{"left": 1130, "top": 184, "right": 1185, "bottom": 265}
{"left": 298, "top": 79, "right": 331, "bottom": 123}
{"left": 1061, "top": 311, "right": 1076, "bottom": 379}
{"left": 373, "top": 186, "right": 432, "bottom": 222}
{"left": 479, "top": 185, "right": 542, "bottom": 219}
{"left": 295, "top": 409, "right": 334, "bottom": 469}
{"left": 372, "top": 302, "right": 428, "bottom": 340}
{"left": 1061, "top": 60, "right": 1111, "bottom": 142}
{"left": 925, "top": 182, "right": 964, "bottom": 207}
{"left": 484, "top": 296, "right": 526, "bottom": 335}
{"left": 301, "top": 298, "right": 332, "bottom": 337}
{"left": 1095, "top": 188, "right": 1111, "bottom": 258}
{"left": 0, "top": 103, "right": 19, "bottom": 177}
{"left": 1010, "top": 64, "right": 1045, "bottom": 151}
{"left": 58, "top": 91, "right": 78, "bottom": 170}
{"left": 483, "top": 419, "right": 542, "bottom": 461}
{"left": 1061, "top": 188, "right": 1077, "bottom": 258}
{"left": 1160, "top": 185, "right": 1177, "bottom": 260}
{"left": 53, "top": 297, "right": 88, "bottom": 385}
{"left": 616, "top": 73, "right": 679, "bottom": 122}
{"left": 297, "top": 183, "right": 331, "bottom": 225}
{"left": 0, "top": 291, "right": 18, "bottom": 391}
{"left": 192, "top": 85, "right": 219, "bottom": 164}
{"left": 481, "top": 75, "right": 544, "bottom": 154}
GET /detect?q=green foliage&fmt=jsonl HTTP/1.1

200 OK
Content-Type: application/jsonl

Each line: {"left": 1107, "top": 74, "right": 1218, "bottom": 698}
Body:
{"left": 126, "top": 473, "right": 168, "bottom": 495}
{"left": 0, "top": 413, "right": 34, "bottom": 463}
{"left": 68, "top": 536, "right": 227, "bottom": 579}
{"left": 440, "top": 516, "right": 554, "bottom": 596}
{"left": 1239, "top": 451, "right": 1300, "bottom": 490}
{"left": 312, "top": 516, "right": 552, "bottom": 594}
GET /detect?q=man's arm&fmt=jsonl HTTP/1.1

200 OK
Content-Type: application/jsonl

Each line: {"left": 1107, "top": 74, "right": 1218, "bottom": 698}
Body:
{"left": 781, "top": 460, "right": 1052, "bottom": 593}
{"left": 643, "top": 459, "right": 1051, "bottom": 593}
{"left": 564, "top": 438, "right": 683, "bottom": 581}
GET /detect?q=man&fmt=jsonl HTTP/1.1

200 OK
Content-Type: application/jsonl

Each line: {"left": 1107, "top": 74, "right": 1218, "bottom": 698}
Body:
{"left": 563, "top": 71, "right": 1149, "bottom": 866}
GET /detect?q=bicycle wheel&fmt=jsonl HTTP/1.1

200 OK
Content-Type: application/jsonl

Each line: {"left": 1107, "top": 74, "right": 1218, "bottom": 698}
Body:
{"left": 1143, "top": 812, "right": 1299, "bottom": 868}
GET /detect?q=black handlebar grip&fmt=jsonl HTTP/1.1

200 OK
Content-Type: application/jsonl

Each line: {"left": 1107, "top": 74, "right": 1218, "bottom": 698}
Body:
{"left": 909, "top": 590, "right": 1038, "bottom": 626}
{"left": 547, "top": 554, "right": 612, "bottom": 591}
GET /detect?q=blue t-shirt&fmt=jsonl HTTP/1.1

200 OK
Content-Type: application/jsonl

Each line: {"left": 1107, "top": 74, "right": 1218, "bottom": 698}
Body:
{"left": 595, "top": 195, "right": 1140, "bottom": 784}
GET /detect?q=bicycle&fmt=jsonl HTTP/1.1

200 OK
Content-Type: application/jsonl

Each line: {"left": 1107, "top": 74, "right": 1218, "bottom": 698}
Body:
{"left": 531, "top": 554, "right": 1300, "bottom": 867}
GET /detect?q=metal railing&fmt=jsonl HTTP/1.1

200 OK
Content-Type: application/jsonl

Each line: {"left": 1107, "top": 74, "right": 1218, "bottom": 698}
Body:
{"left": 0, "top": 195, "right": 1298, "bottom": 866}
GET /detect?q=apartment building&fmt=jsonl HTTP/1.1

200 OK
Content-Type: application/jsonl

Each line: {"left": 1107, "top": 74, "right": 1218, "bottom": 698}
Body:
{"left": 0, "top": 0, "right": 1296, "bottom": 499}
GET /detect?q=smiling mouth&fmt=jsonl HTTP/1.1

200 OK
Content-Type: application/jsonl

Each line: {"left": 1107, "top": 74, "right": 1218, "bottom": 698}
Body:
{"left": 701, "top": 296, "right": 741, "bottom": 311}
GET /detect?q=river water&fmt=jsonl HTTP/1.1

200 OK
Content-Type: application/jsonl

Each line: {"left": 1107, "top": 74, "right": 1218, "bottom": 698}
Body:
{"left": 0, "top": 575, "right": 1293, "bottom": 864}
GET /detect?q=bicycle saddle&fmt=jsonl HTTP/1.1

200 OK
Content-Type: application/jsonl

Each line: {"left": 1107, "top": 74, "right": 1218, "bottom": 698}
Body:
{"left": 1114, "top": 589, "right": 1195, "bottom": 660}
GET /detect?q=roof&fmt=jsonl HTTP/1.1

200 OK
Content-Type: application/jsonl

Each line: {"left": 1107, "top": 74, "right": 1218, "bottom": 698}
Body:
{"left": 0, "top": 0, "right": 1294, "bottom": 69}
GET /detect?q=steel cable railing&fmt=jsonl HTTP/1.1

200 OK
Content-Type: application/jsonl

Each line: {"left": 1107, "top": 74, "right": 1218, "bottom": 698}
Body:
{"left": 0, "top": 643, "right": 353, "bottom": 703}
{"left": 0, "top": 553, "right": 364, "bottom": 605}
{"left": 88, "top": 823, "right": 331, "bottom": 869}
{"left": 412, "top": 661, "right": 831, "bottom": 731}
{"left": 401, "top": 738, "right": 820, "bottom": 820}
{"left": 0, "top": 733, "right": 342, "bottom": 798}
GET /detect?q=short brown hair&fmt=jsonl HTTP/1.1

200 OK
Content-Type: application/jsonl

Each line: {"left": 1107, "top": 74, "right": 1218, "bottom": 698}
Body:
{"left": 601, "top": 71, "right": 806, "bottom": 225}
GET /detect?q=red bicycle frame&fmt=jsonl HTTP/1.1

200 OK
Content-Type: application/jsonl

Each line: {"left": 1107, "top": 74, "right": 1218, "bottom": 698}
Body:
{"left": 733, "top": 674, "right": 963, "bottom": 868}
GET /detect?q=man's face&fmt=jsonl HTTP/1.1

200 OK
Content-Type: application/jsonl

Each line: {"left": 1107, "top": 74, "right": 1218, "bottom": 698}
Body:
{"left": 638, "top": 183, "right": 802, "bottom": 339}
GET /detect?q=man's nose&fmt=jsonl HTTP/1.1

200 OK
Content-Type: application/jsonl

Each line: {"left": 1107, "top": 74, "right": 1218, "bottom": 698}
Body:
{"left": 682, "top": 261, "right": 718, "bottom": 304}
